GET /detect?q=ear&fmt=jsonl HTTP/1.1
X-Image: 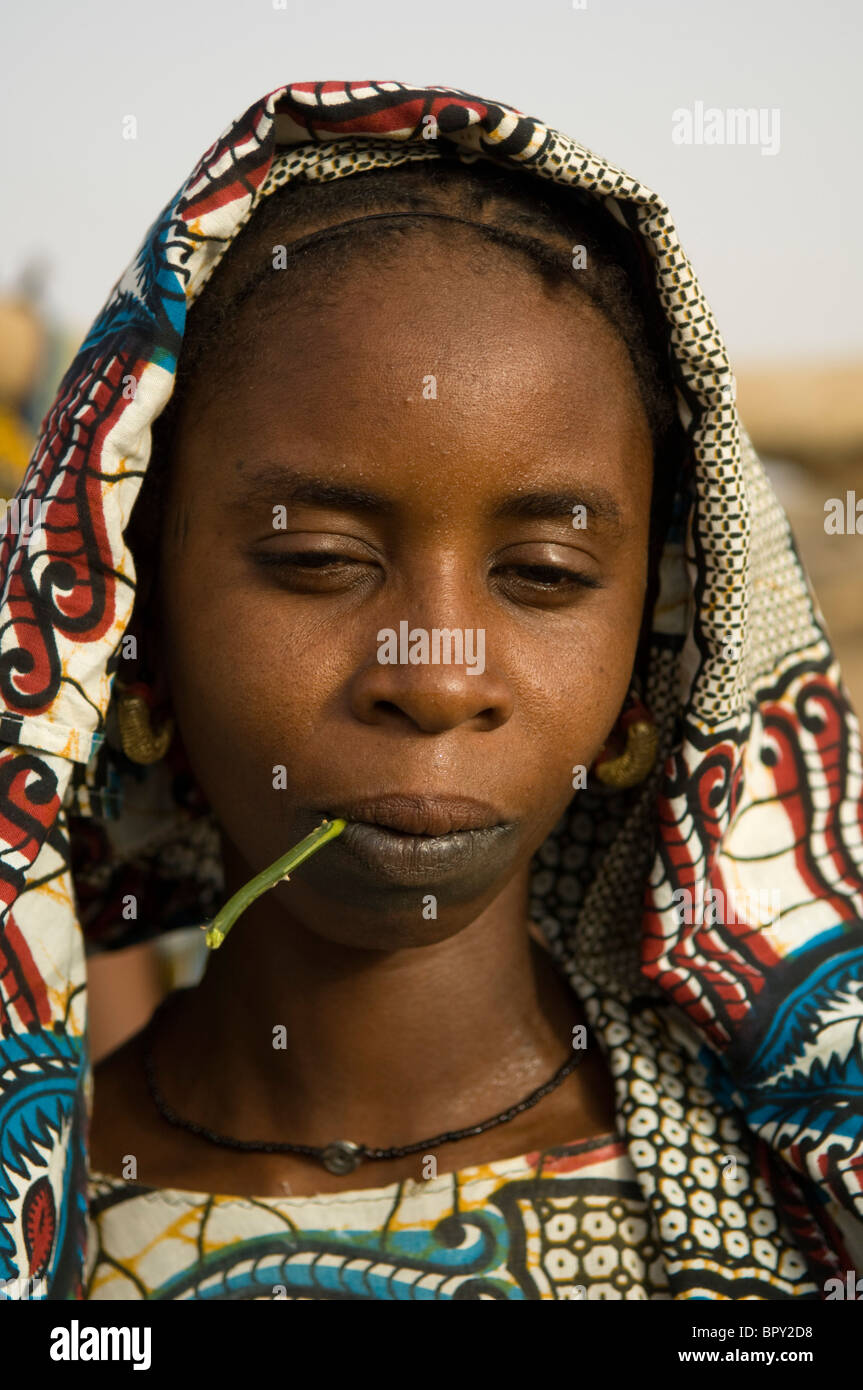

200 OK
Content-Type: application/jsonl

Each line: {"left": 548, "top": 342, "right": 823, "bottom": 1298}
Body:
{"left": 120, "top": 579, "right": 172, "bottom": 719}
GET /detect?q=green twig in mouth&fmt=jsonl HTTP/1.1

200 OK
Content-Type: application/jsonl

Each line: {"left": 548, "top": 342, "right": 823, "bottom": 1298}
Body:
{"left": 203, "top": 818, "right": 347, "bottom": 951}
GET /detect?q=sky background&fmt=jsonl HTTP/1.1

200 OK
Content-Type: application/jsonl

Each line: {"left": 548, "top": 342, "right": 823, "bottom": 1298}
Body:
{"left": 2, "top": 0, "right": 858, "bottom": 364}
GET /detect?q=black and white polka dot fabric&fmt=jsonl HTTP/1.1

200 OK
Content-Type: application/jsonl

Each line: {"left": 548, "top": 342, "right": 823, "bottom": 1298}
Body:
{"left": 2, "top": 79, "right": 861, "bottom": 1299}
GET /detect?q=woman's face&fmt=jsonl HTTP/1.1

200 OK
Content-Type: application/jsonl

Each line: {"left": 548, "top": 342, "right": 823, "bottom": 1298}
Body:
{"left": 158, "top": 234, "right": 655, "bottom": 949}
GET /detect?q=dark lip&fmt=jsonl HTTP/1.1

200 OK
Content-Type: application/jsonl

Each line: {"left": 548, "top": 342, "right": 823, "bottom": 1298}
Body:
{"left": 335, "top": 821, "right": 513, "bottom": 882}
{"left": 319, "top": 793, "right": 508, "bottom": 837}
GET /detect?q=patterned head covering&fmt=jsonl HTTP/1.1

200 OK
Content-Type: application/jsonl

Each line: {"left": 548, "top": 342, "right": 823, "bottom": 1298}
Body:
{"left": 1, "top": 80, "right": 861, "bottom": 1300}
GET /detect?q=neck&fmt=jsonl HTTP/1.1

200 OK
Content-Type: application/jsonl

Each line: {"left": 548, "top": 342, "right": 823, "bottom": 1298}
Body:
{"left": 163, "top": 865, "right": 582, "bottom": 1148}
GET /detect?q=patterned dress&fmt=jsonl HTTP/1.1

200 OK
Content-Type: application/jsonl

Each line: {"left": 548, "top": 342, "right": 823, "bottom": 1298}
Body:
{"left": 85, "top": 1133, "right": 673, "bottom": 1300}
{"left": 1, "top": 79, "right": 861, "bottom": 1299}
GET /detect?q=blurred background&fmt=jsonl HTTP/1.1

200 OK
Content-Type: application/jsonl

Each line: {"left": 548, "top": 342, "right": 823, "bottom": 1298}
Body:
{"left": 2, "top": 0, "right": 860, "bottom": 1062}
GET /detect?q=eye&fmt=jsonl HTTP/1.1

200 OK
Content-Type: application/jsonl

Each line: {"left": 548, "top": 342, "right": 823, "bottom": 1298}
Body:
{"left": 251, "top": 549, "right": 376, "bottom": 590}
{"left": 256, "top": 551, "right": 359, "bottom": 569}
{"left": 495, "top": 562, "right": 602, "bottom": 599}
{"left": 505, "top": 564, "right": 600, "bottom": 588}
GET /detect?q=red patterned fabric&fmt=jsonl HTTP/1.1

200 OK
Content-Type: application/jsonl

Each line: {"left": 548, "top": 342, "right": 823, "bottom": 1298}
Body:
{"left": 0, "top": 80, "right": 861, "bottom": 1299}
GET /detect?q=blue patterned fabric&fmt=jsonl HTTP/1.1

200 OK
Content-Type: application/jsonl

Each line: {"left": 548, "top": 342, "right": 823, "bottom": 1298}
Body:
{"left": 0, "top": 80, "right": 860, "bottom": 1299}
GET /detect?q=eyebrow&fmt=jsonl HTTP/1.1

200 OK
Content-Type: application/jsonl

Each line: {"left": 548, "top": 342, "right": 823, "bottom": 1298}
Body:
{"left": 230, "top": 464, "right": 628, "bottom": 534}
{"left": 230, "top": 466, "right": 398, "bottom": 517}
{"left": 491, "top": 488, "right": 626, "bottom": 533}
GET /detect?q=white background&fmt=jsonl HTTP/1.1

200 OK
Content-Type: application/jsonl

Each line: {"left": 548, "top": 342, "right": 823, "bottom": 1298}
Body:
{"left": 1, "top": 0, "right": 858, "bottom": 362}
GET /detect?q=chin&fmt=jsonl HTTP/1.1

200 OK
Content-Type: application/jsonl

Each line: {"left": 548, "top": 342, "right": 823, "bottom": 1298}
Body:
{"left": 277, "top": 867, "right": 504, "bottom": 950}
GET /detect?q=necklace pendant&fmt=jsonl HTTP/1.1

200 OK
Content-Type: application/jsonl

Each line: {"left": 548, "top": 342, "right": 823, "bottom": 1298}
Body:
{"left": 321, "top": 1140, "right": 363, "bottom": 1175}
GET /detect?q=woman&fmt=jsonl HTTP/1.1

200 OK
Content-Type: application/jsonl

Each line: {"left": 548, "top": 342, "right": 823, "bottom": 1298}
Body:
{"left": 1, "top": 79, "right": 861, "bottom": 1302}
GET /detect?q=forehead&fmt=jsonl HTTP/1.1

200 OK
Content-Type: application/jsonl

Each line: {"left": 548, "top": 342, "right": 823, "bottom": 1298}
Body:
{"left": 187, "top": 234, "right": 648, "bottom": 424}
{"left": 169, "top": 236, "right": 653, "bottom": 517}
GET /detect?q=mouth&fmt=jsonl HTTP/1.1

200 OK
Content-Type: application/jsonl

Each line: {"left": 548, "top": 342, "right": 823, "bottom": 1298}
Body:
{"left": 315, "top": 794, "right": 516, "bottom": 884}
{"left": 326, "top": 794, "right": 505, "bottom": 837}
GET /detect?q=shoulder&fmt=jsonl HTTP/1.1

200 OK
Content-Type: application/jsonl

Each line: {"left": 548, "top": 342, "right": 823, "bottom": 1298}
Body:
{"left": 89, "top": 1013, "right": 230, "bottom": 1191}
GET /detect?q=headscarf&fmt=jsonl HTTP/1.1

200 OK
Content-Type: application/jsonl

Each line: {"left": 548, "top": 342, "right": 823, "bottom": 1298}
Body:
{"left": 1, "top": 80, "right": 861, "bottom": 1301}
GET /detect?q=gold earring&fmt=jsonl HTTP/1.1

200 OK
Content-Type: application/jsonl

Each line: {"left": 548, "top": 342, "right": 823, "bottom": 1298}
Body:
{"left": 115, "top": 682, "right": 174, "bottom": 764}
{"left": 593, "top": 695, "right": 658, "bottom": 789}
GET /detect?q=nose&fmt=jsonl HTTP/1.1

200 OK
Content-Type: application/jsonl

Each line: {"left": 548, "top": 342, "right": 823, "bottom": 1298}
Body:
{"left": 349, "top": 622, "right": 514, "bottom": 734}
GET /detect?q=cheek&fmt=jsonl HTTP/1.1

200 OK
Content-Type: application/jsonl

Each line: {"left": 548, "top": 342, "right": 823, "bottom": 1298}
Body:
{"left": 159, "top": 544, "right": 330, "bottom": 810}
{"left": 520, "top": 635, "right": 635, "bottom": 777}
{"left": 168, "top": 603, "right": 324, "bottom": 741}
{"left": 515, "top": 575, "right": 647, "bottom": 756}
